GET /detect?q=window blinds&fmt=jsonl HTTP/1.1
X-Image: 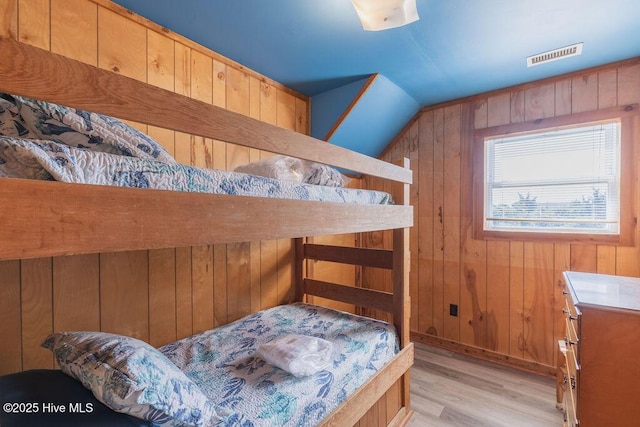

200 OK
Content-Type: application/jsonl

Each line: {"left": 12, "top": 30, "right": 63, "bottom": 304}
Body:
{"left": 484, "top": 121, "right": 621, "bottom": 233}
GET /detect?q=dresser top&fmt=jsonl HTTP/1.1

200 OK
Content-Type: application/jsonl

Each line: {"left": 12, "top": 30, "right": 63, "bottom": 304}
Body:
{"left": 564, "top": 271, "right": 640, "bottom": 312}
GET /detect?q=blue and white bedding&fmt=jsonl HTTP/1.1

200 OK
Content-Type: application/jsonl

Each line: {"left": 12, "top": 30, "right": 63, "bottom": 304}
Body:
{"left": 159, "top": 303, "right": 400, "bottom": 427}
{"left": 0, "top": 93, "right": 393, "bottom": 205}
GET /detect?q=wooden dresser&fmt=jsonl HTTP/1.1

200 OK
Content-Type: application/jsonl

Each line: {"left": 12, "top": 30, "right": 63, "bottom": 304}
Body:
{"left": 558, "top": 271, "right": 640, "bottom": 426}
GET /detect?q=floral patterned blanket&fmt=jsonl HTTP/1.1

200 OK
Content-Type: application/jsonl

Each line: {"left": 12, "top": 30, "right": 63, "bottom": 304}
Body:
{"left": 159, "top": 303, "right": 399, "bottom": 427}
{"left": 0, "top": 136, "right": 392, "bottom": 204}
{"left": 0, "top": 92, "right": 393, "bottom": 205}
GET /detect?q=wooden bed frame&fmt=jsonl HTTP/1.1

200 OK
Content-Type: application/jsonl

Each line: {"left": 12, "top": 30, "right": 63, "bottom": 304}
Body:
{"left": 0, "top": 36, "right": 414, "bottom": 426}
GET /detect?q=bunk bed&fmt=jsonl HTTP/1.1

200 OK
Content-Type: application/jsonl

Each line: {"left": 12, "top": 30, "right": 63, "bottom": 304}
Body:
{"left": 0, "top": 36, "right": 414, "bottom": 427}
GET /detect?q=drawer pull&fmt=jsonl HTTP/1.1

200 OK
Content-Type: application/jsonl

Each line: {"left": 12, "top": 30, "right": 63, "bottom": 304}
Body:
{"left": 562, "top": 290, "right": 568, "bottom": 295}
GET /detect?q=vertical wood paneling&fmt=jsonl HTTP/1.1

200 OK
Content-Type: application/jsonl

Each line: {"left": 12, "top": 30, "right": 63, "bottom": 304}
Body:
{"left": 18, "top": 0, "right": 49, "bottom": 49}
{"left": 442, "top": 105, "right": 461, "bottom": 342}
{"left": 0, "top": 0, "right": 18, "bottom": 39}
{"left": 51, "top": 0, "right": 97, "bottom": 65}
{"left": 417, "top": 111, "right": 434, "bottom": 335}
{"left": 432, "top": 108, "right": 445, "bottom": 338}
{"left": 147, "top": 29, "right": 176, "bottom": 156}
{"left": 53, "top": 255, "right": 100, "bottom": 332}
{"left": 460, "top": 102, "right": 486, "bottom": 348}
{"left": 227, "top": 243, "right": 251, "bottom": 323}
{"left": 522, "top": 243, "right": 554, "bottom": 365}
{"left": 100, "top": 251, "right": 149, "bottom": 340}
{"left": 190, "top": 50, "right": 213, "bottom": 169}
{"left": 384, "top": 57, "right": 640, "bottom": 372}
{"left": 191, "top": 245, "right": 214, "bottom": 334}
{"left": 149, "top": 248, "right": 177, "bottom": 347}
{"left": 21, "top": 258, "right": 53, "bottom": 370}
{"left": 0, "top": 260, "right": 22, "bottom": 374}
{"left": 486, "top": 240, "right": 510, "bottom": 353}
{"left": 571, "top": 74, "right": 599, "bottom": 113}
{"left": 598, "top": 69, "right": 618, "bottom": 109}
{"left": 524, "top": 83, "right": 555, "bottom": 120}
{"left": 509, "top": 241, "right": 525, "bottom": 359}
{"left": 175, "top": 247, "right": 193, "bottom": 338}
{"left": 97, "top": 7, "right": 145, "bottom": 80}
{"left": 555, "top": 80, "right": 572, "bottom": 116}
{"left": 173, "top": 43, "right": 191, "bottom": 166}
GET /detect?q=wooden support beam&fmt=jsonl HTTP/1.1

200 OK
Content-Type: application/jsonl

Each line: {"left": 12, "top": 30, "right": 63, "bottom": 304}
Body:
{"left": 304, "top": 243, "right": 393, "bottom": 269}
{"left": 304, "top": 279, "right": 394, "bottom": 313}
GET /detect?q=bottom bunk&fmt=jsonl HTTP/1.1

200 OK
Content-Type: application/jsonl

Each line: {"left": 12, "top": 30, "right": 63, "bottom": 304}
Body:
{"left": 0, "top": 303, "right": 413, "bottom": 427}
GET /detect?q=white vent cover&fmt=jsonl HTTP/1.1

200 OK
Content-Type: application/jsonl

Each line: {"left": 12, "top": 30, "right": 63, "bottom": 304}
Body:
{"left": 526, "top": 43, "right": 583, "bottom": 67}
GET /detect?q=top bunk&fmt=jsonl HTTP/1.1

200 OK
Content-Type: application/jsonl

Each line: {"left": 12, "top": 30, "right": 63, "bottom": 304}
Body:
{"left": 0, "top": 36, "right": 413, "bottom": 261}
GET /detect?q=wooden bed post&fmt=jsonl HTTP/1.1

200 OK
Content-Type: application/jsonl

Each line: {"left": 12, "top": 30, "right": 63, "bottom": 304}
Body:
{"left": 393, "top": 157, "right": 412, "bottom": 414}
{"left": 392, "top": 157, "right": 411, "bottom": 347}
{"left": 294, "top": 237, "right": 305, "bottom": 303}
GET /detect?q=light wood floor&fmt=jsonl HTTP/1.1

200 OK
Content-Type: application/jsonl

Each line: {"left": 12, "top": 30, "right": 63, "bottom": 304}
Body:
{"left": 408, "top": 342, "right": 563, "bottom": 427}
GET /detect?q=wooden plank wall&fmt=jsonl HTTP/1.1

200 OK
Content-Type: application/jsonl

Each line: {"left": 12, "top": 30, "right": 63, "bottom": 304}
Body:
{"left": 0, "top": 0, "right": 316, "bottom": 375}
{"left": 367, "top": 57, "right": 640, "bottom": 373}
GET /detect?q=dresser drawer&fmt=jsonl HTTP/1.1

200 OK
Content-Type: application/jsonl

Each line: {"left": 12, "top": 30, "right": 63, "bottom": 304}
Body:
{"left": 559, "top": 339, "right": 579, "bottom": 425}
{"left": 563, "top": 294, "right": 579, "bottom": 319}
{"left": 564, "top": 317, "right": 580, "bottom": 359}
{"left": 563, "top": 295, "right": 581, "bottom": 362}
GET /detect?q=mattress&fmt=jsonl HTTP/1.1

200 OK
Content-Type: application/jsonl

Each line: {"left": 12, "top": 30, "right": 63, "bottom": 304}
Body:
{"left": 159, "top": 303, "right": 400, "bottom": 426}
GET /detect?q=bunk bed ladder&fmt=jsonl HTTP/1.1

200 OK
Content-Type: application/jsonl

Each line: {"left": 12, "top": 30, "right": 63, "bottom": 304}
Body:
{"left": 294, "top": 158, "right": 413, "bottom": 426}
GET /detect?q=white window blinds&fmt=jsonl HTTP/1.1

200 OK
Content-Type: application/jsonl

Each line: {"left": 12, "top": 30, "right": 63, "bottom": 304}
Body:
{"left": 484, "top": 120, "right": 621, "bottom": 234}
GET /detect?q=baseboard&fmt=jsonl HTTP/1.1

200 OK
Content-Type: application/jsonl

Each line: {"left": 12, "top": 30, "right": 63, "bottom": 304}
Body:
{"left": 411, "top": 331, "right": 556, "bottom": 377}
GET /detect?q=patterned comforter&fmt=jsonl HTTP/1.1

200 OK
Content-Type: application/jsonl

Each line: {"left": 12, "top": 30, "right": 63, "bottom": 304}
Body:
{"left": 159, "top": 303, "right": 399, "bottom": 427}
{"left": 0, "top": 93, "right": 393, "bottom": 205}
{"left": 0, "top": 137, "right": 392, "bottom": 204}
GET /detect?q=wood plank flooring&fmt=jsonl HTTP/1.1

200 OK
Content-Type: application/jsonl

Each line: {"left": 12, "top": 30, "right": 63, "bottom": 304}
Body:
{"left": 408, "top": 342, "right": 563, "bottom": 426}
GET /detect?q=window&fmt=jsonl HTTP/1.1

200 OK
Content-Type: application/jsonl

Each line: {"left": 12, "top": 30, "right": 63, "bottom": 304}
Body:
{"left": 474, "top": 105, "right": 637, "bottom": 245}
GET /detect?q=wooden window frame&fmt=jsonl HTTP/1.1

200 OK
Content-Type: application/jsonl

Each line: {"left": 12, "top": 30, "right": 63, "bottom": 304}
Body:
{"left": 473, "top": 104, "right": 638, "bottom": 245}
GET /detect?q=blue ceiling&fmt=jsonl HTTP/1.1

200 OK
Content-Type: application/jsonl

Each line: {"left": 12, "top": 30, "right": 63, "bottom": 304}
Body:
{"left": 112, "top": 0, "right": 640, "bottom": 156}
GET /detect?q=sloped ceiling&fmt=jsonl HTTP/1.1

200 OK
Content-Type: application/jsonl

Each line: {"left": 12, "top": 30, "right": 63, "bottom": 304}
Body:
{"left": 111, "top": 0, "right": 640, "bottom": 156}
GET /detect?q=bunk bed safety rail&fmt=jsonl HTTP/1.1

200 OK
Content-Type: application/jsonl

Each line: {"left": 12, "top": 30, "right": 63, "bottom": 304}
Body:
{"left": 0, "top": 36, "right": 411, "bottom": 184}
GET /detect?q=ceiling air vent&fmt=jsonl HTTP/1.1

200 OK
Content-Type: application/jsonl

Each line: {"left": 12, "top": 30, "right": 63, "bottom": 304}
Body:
{"left": 526, "top": 43, "right": 583, "bottom": 67}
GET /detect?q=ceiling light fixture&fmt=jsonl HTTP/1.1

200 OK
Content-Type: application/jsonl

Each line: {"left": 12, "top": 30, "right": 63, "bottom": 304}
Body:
{"left": 351, "top": 0, "right": 419, "bottom": 31}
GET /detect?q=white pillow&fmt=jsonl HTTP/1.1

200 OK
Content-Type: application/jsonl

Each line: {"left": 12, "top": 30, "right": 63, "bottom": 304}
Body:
{"left": 234, "top": 155, "right": 348, "bottom": 187}
{"left": 257, "top": 334, "right": 333, "bottom": 377}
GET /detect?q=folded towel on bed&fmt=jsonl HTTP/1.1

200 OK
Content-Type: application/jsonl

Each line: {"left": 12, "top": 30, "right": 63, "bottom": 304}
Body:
{"left": 257, "top": 334, "right": 333, "bottom": 378}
